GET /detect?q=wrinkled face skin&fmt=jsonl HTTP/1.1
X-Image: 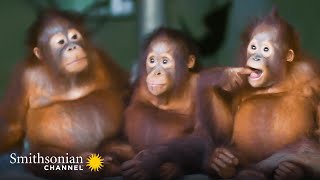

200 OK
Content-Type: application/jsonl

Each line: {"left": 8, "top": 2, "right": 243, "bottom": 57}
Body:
{"left": 34, "top": 18, "right": 88, "bottom": 74}
{"left": 145, "top": 40, "right": 176, "bottom": 96}
{"left": 246, "top": 25, "right": 282, "bottom": 88}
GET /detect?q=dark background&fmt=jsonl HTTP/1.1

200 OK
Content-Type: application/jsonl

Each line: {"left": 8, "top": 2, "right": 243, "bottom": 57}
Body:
{"left": 0, "top": 0, "right": 318, "bottom": 91}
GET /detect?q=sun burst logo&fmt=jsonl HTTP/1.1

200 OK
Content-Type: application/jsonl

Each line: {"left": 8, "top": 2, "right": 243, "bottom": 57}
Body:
{"left": 86, "top": 154, "right": 104, "bottom": 172}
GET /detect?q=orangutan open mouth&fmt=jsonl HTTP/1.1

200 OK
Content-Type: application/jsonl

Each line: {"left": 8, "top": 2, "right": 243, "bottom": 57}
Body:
{"left": 248, "top": 67, "right": 263, "bottom": 79}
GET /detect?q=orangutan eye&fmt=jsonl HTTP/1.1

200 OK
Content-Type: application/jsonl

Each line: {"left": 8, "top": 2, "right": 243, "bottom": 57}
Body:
{"left": 58, "top": 39, "right": 65, "bottom": 45}
{"left": 71, "top": 34, "right": 78, "bottom": 40}
{"left": 163, "top": 59, "right": 168, "bottom": 64}
{"left": 264, "top": 47, "right": 269, "bottom": 52}
{"left": 150, "top": 58, "right": 155, "bottom": 63}
{"left": 251, "top": 45, "right": 256, "bottom": 50}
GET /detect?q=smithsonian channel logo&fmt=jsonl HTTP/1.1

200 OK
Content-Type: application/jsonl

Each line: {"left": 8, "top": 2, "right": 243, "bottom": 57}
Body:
{"left": 9, "top": 153, "right": 104, "bottom": 172}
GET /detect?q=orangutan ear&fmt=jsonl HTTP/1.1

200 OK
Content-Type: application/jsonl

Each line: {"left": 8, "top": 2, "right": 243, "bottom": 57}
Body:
{"left": 286, "top": 49, "right": 294, "bottom": 62}
{"left": 33, "top": 47, "right": 42, "bottom": 60}
{"left": 187, "top": 55, "right": 196, "bottom": 69}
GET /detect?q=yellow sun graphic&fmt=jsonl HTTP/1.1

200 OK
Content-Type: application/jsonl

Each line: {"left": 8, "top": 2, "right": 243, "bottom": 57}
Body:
{"left": 86, "top": 154, "right": 104, "bottom": 172}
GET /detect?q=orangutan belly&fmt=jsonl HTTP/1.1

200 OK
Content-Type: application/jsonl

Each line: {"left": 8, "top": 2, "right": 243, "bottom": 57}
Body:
{"left": 232, "top": 93, "right": 315, "bottom": 164}
{"left": 127, "top": 112, "right": 194, "bottom": 151}
{"left": 26, "top": 91, "right": 122, "bottom": 152}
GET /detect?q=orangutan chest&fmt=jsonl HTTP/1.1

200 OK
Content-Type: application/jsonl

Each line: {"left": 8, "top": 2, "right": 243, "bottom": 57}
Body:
{"left": 127, "top": 113, "right": 194, "bottom": 151}
{"left": 232, "top": 94, "right": 315, "bottom": 161}
{"left": 26, "top": 91, "right": 121, "bottom": 152}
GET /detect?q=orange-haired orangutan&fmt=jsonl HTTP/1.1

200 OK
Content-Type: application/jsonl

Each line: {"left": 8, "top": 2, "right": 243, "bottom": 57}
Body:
{"left": 121, "top": 28, "right": 200, "bottom": 180}
{"left": 206, "top": 9, "right": 320, "bottom": 180}
{"left": 0, "top": 10, "right": 131, "bottom": 178}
